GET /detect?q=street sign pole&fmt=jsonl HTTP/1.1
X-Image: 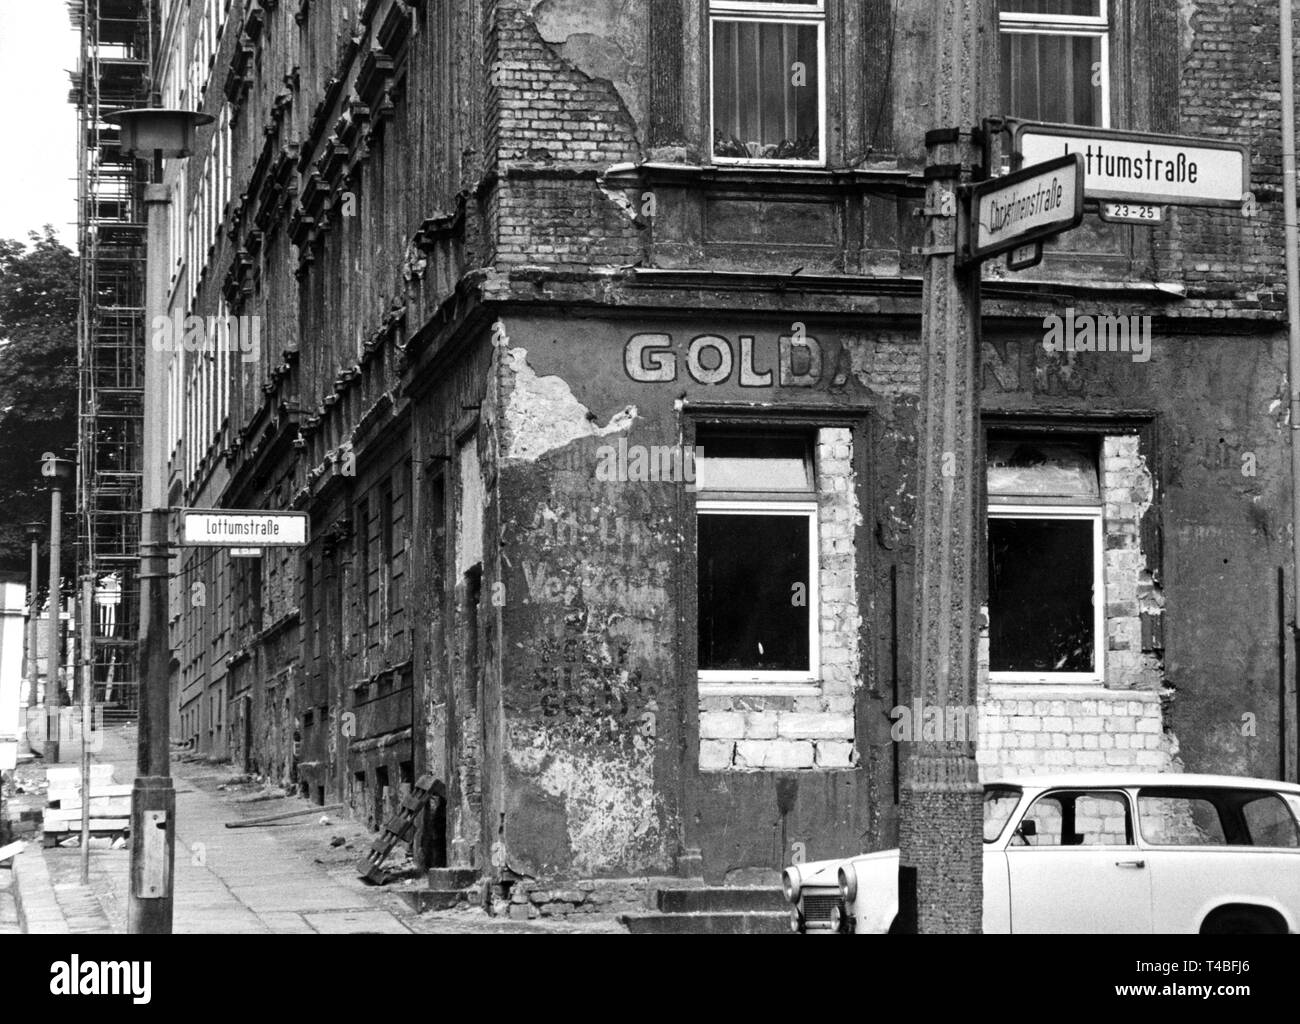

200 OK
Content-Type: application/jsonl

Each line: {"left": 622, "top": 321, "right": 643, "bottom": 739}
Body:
{"left": 900, "top": 0, "right": 995, "bottom": 935}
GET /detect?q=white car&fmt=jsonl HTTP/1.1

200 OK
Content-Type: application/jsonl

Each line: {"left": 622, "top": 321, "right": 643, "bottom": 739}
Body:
{"left": 784, "top": 773, "right": 1300, "bottom": 934}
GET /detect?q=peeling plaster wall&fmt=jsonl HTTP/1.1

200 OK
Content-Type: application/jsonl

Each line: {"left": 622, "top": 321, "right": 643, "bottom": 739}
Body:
{"left": 529, "top": 0, "right": 648, "bottom": 136}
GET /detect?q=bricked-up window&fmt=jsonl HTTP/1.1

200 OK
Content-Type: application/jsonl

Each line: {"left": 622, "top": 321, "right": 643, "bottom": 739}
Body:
{"left": 697, "top": 432, "right": 819, "bottom": 683}
{"left": 710, "top": 1, "right": 825, "bottom": 165}
{"left": 987, "top": 437, "right": 1104, "bottom": 684}
{"left": 999, "top": 0, "right": 1109, "bottom": 128}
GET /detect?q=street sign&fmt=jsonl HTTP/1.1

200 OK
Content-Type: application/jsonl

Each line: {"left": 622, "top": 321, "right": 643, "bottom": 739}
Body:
{"left": 966, "top": 153, "right": 1085, "bottom": 265}
{"left": 1013, "top": 122, "right": 1249, "bottom": 208}
{"left": 230, "top": 547, "right": 263, "bottom": 558}
{"left": 1007, "top": 242, "right": 1044, "bottom": 271}
{"left": 1099, "top": 201, "right": 1166, "bottom": 225}
{"left": 179, "top": 509, "right": 309, "bottom": 547}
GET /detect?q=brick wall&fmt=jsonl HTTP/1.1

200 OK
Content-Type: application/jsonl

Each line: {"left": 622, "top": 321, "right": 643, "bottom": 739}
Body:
{"left": 698, "top": 427, "right": 860, "bottom": 771}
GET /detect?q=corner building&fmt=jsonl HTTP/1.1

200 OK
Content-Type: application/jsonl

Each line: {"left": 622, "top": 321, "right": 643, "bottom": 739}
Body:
{"left": 160, "top": 0, "right": 1297, "bottom": 898}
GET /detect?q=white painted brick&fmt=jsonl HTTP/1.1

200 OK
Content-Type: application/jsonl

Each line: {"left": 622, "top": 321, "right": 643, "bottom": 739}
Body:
{"left": 699, "top": 741, "right": 734, "bottom": 771}
{"left": 778, "top": 712, "right": 854, "bottom": 739}
{"left": 1135, "top": 718, "right": 1162, "bottom": 734}
{"left": 699, "top": 712, "right": 745, "bottom": 739}
{"left": 744, "top": 712, "right": 780, "bottom": 739}
{"left": 815, "top": 741, "right": 856, "bottom": 768}
{"left": 736, "top": 740, "right": 815, "bottom": 770}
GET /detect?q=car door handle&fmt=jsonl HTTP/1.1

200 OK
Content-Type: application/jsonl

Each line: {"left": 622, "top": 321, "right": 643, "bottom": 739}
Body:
{"left": 1115, "top": 859, "right": 1146, "bottom": 869}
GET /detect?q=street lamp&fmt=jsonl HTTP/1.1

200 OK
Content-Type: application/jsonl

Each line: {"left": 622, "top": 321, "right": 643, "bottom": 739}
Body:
{"left": 40, "top": 457, "right": 75, "bottom": 764}
{"left": 21, "top": 523, "right": 42, "bottom": 758}
{"left": 104, "top": 106, "right": 212, "bottom": 936}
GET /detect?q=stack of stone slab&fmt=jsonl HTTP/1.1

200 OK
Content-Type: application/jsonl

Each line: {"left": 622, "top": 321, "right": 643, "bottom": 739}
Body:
{"left": 43, "top": 765, "right": 131, "bottom": 847}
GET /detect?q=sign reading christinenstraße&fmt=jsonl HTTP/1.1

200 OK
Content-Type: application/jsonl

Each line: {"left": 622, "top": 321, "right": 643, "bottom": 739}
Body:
{"left": 1013, "top": 122, "right": 1250, "bottom": 207}
{"left": 179, "top": 509, "right": 309, "bottom": 547}
{"left": 966, "top": 153, "right": 1085, "bottom": 265}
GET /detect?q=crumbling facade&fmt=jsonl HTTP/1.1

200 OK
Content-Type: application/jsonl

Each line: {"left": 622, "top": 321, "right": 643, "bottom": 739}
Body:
{"left": 159, "top": 0, "right": 1297, "bottom": 891}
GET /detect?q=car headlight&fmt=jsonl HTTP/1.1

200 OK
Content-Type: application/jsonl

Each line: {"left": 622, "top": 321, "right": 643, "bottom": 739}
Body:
{"left": 782, "top": 867, "right": 801, "bottom": 905}
{"left": 789, "top": 907, "right": 803, "bottom": 933}
{"left": 829, "top": 903, "right": 843, "bottom": 933}
{"left": 838, "top": 863, "right": 858, "bottom": 904}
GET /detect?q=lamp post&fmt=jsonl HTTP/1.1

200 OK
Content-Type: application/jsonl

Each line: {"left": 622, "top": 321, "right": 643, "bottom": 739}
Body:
{"left": 22, "top": 523, "right": 42, "bottom": 757}
{"left": 105, "top": 106, "right": 212, "bottom": 935}
{"left": 41, "top": 456, "right": 76, "bottom": 764}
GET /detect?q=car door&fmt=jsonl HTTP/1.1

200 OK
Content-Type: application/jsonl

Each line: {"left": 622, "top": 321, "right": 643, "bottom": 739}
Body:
{"left": 1138, "top": 786, "right": 1300, "bottom": 933}
{"left": 1005, "top": 789, "right": 1153, "bottom": 933}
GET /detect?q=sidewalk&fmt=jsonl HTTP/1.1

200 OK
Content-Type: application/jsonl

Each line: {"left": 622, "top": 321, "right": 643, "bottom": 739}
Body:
{"left": 11, "top": 725, "right": 622, "bottom": 934}
{"left": 16, "top": 725, "right": 413, "bottom": 934}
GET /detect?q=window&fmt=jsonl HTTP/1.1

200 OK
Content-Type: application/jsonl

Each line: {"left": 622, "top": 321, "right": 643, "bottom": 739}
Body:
{"left": 356, "top": 496, "right": 372, "bottom": 638}
{"left": 1014, "top": 791, "right": 1133, "bottom": 847}
{"left": 987, "top": 437, "right": 1104, "bottom": 684}
{"left": 710, "top": 1, "right": 825, "bottom": 165}
{"left": 697, "top": 431, "right": 819, "bottom": 684}
{"left": 379, "top": 478, "right": 394, "bottom": 617}
{"left": 999, "top": 0, "right": 1109, "bottom": 128}
{"left": 1139, "top": 788, "right": 1300, "bottom": 848}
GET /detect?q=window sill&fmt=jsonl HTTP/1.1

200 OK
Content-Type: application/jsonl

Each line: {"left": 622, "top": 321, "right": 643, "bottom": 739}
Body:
{"left": 699, "top": 681, "right": 821, "bottom": 697}
{"left": 987, "top": 682, "right": 1161, "bottom": 701}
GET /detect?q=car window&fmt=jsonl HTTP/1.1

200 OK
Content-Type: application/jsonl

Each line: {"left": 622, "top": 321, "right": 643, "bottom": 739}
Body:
{"left": 984, "top": 786, "right": 1022, "bottom": 842}
{"left": 1137, "top": 795, "right": 1226, "bottom": 845}
{"left": 1138, "top": 787, "right": 1300, "bottom": 847}
{"left": 1241, "top": 794, "right": 1300, "bottom": 848}
{"left": 1015, "top": 791, "right": 1132, "bottom": 847}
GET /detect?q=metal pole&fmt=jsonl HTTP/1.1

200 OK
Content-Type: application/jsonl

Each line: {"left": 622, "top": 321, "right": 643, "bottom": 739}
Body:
{"left": 80, "top": 575, "right": 93, "bottom": 883}
{"left": 23, "top": 525, "right": 41, "bottom": 756}
{"left": 1282, "top": 0, "right": 1300, "bottom": 784}
{"left": 46, "top": 484, "right": 63, "bottom": 764}
{"left": 898, "top": 0, "right": 995, "bottom": 934}
{"left": 128, "top": 172, "right": 175, "bottom": 934}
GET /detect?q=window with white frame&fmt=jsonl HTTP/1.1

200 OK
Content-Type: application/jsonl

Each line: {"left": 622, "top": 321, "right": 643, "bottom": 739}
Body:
{"left": 999, "top": 0, "right": 1109, "bottom": 128}
{"left": 987, "top": 437, "right": 1104, "bottom": 684}
{"left": 709, "top": 1, "right": 825, "bottom": 165}
{"left": 697, "top": 432, "right": 819, "bottom": 683}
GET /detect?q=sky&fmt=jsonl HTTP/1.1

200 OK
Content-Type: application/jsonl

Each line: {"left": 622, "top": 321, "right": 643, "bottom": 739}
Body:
{"left": 0, "top": 1, "right": 80, "bottom": 247}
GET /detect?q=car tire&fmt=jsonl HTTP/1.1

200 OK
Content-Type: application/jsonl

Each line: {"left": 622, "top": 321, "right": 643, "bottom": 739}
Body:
{"left": 1200, "top": 909, "right": 1285, "bottom": 935}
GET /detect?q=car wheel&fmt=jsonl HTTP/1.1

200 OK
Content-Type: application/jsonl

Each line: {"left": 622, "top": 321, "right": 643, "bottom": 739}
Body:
{"left": 1201, "top": 909, "right": 1285, "bottom": 935}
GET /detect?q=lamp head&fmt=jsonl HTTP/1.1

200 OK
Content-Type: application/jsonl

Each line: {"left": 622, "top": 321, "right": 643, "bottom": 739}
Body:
{"left": 105, "top": 108, "right": 215, "bottom": 160}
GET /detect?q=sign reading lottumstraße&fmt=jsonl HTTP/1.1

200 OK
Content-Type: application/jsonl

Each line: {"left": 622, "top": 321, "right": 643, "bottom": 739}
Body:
{"left": 1013, "top": 122, "right": 1250, "bottom": 207}
{"left": 179, "top": 509, "right": 309, "bottom": 547}
{"left": 967, "top": 153, "right": 1085, "bottom": 264}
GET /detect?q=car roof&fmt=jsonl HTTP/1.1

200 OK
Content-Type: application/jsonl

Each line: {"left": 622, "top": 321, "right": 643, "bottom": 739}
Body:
{"left": 988, "top": 773, "right": 1300, "bottom": 795}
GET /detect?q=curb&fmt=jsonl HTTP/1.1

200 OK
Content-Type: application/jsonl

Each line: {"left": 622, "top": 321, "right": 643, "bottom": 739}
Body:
{"left": 12, "top": 848, "right": 69, "bottom": 934}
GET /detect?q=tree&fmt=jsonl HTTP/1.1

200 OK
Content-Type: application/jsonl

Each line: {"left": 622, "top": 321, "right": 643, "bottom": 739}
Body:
{"left": 0, "top": 227, "right": 78, "bottom": 589}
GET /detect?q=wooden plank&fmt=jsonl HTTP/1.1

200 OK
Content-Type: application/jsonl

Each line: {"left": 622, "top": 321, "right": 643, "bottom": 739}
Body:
{"left": 50, "top": 796, "right": 132, "bottom": 815}
{"left": 43, "top": 816, "right": 130, "bottom": 831}
{"left": 224, "top": 802, "right": 344, "bottom": 828}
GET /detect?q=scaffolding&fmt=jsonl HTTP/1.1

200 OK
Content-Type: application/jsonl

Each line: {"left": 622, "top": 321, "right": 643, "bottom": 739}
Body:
{"left": 68, "top": 0, "right": 152, "bottom": 717}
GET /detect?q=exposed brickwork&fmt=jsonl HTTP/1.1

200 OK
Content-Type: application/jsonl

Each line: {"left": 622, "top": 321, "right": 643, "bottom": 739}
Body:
{"left": 973, "top": 436, "right": 1176, "bottom": 779}
{"left": 699, "top": 427, "right": 860, "bottom": 772}
{"left": 494, "top": 877, "right": 669, "bottom": 919}
{"left": 977, "top": 691, "right": 1177, "bottom": 777}
{"left": 1102, "top": 436, "right": 1164, "bottom": 691}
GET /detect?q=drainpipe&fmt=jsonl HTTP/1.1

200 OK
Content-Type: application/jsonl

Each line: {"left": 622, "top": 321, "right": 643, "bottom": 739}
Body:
{"left": 1283, "top": 0, "right": 1300, "bottom": 783}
